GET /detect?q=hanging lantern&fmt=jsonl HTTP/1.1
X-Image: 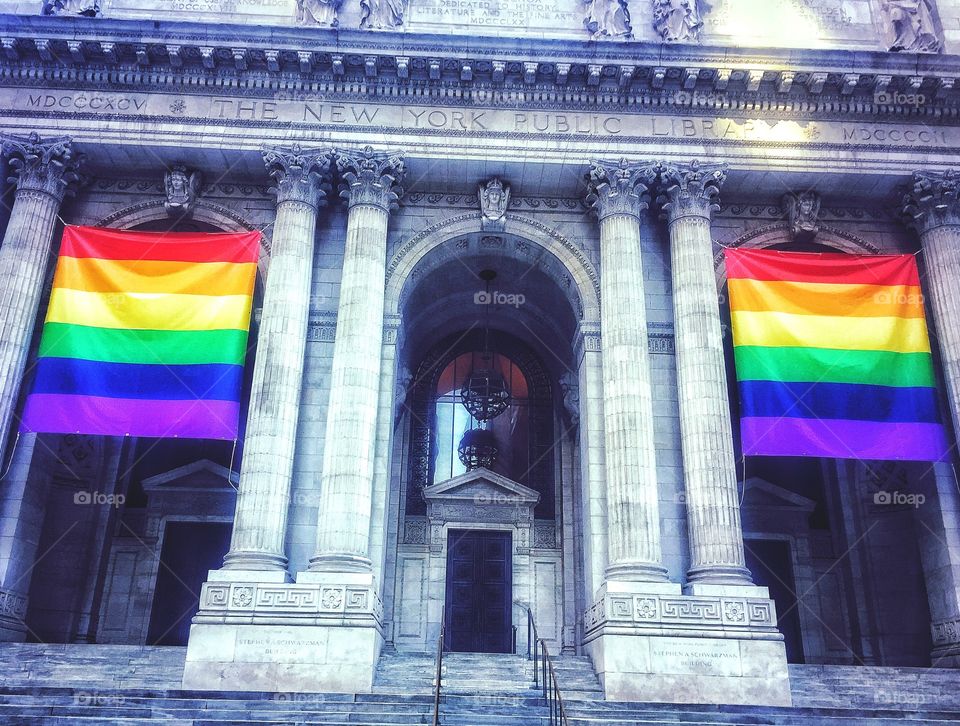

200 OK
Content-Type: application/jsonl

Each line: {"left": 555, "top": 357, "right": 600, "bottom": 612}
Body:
{"left": 458, "top": 427, "right": 499, "bottom": 470}
{"left": 460, "top": 363, "right": 510, "bottom": 421}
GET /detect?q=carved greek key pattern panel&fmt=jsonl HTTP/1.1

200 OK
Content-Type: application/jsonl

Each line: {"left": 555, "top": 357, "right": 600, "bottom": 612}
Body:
{"left": 0, "top": 589, "right": 28, "bottom": 619}
{"left": 585, "top": 594, "right": 778, "bottom": 633}
{"left": 932, "top": 617, "right": 960, "bottom": 646}
{"left": 198, "top": 582, "right": 383, "bottom": 624}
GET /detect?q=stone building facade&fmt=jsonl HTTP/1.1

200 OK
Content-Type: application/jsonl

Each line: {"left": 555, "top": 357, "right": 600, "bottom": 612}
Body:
{"left": 0, "top": 0, "right": 959, "bottom": 707}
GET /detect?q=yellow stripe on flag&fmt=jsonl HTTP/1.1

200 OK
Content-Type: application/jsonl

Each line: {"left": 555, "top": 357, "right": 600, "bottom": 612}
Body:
{"left": 728, "top": 278, "right": 926, "bottom": 319}
{"left": 53, "top": 257, "right": 257, "bottom": 297}
{"left": 730, "top": 310, "right": 932, "bottom": 354}
{"left": 46, "top": 288, "right": 253, "bottom": 331}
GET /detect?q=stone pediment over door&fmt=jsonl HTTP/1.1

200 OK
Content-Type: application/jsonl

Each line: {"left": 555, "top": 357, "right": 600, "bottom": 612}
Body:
{"left": 422, "top": 467, "right": 540, "bottom": 527}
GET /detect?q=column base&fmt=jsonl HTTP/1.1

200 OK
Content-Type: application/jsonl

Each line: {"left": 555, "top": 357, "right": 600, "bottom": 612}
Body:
{"left": 583, "top": 584, "right": 791, "bottom": 706}
{"left": 182, "top": 572, "right": 384, "bottom": 693}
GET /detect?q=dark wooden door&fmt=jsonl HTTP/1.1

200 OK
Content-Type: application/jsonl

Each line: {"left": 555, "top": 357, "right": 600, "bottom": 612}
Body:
{"left": 444, "top": 529, "right": 512, "bottom": 653}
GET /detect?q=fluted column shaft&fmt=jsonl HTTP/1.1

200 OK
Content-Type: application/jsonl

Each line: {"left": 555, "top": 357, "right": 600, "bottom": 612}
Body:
{"left": 222, "top": 146, "right": 332, "bottom": 573}
{"left": 659, "top": 161, "right": 751, "bottom": 586}
{"left": 903, "top": 171, "right": 960, "bottom": 440}
{"left": 310, "top": 147, "right": 405, "bottom": 574}
{"left": 0, "top": 134, "right": 81, "bottom": 465}
{"left": 586, "top": 160, "right": 668, "bottom": 582}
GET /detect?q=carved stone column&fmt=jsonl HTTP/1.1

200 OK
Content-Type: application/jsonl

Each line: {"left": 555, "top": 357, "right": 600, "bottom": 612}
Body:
{"left": 903, "top": 170, "right": 960, "bottom": 439}
{"left": 581, "top": 161, "right": 790, "bottom": 707}
{"left": 0, "top": 133, "right": 82, "bottom": 466}
{"left": 585, "top": 159, "right": 668, "bottom": 584}
{"left": 658, "top": 160, "right": 753, "bottom": 589}
{"left": 220, "top": 145, "right": 332, "bottom": 577}
{"left": 902, "top": 170, "right": 960, "bottom": 664}
{"left": 308, "top": 146, "right": 405, "bottom": 575}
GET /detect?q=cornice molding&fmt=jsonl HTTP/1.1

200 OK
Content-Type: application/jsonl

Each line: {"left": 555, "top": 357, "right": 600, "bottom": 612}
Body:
{"left": 2, "top": 16, "right": 960, "bottom": 121}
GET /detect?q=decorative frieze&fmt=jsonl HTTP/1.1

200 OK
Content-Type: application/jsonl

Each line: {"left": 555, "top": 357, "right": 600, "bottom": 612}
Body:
{"left": 197, "top": 581, "right": 384, "bottom": 625}
{"left": 584, "top": 592, "right": 778, "bottom": 635}
{"left": 1, "top": 24, "right": 956, "bottom": 122}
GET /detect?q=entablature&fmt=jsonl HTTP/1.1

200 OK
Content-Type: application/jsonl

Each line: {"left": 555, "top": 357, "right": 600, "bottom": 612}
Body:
{"left": 3, "top": 15, "right": 960, "bottom": 122}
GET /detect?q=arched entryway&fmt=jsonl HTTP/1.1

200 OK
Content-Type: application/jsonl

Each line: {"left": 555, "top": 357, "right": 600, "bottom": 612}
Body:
{"left": 383, "top": 219, "right": 598, "bottom": 655}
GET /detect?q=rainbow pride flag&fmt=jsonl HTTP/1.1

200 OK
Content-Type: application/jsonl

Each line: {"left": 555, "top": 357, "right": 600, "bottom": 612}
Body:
{"left": 21, "top": 226, "right": 260, "bottom": 440}
{"left": 725, "top": 248, "right": 950, "bottom": 462}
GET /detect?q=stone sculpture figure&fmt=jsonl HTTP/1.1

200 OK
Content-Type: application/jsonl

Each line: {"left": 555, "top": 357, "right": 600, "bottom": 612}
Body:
{"left": 43, "top": 0, "right": 100, "bottom": 16}
{"left": 360, "top": 0, "right": 405, "bottom": 29}
{"left": 583, "top": 0, "right": 632, "bottom": 38}
{"left": 479, "top": 178, "right": 510, "bottom": 232}
{"left": 783, "top": 191, "right": 821, "bottom": 243}
{"left": 297, "top": 0, "right": 342, "bottom": 26}
{"left": 559, "top": 372, "right": 580, "bottom": 428}
{"left": 882, "top": 0, "right": 942, "bottom": 53}
{"left": 653, "top": 0, "right": 705, "bottom": 42}
{"left": 164, "top": 164, "right": 202, "bottom": 216}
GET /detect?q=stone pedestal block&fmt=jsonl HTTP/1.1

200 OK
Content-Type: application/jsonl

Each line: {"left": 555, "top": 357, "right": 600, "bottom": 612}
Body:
{"left": 181, "top": 622, "right": 383, "bottom": 693}
{"left": 583, "top": 587, "right": 791, "bottom": 706}
{"left": 181, "top": 576, "right": 384, "bottom": 693}
{"left": 584, "top": 632, "right": 790, "bottom": 705}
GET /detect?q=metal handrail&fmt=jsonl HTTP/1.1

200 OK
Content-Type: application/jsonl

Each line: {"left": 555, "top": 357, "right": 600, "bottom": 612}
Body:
{"left": 432, "top": 606, "right": 445, "bottom": 726}
{"left": 525, "top": 607, "right": 569, "bottom": 726}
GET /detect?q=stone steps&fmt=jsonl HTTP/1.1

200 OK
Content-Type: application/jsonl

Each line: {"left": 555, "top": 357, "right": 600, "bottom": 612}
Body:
{"left": 2, "top": 644, "right": 960, "bottom": 724}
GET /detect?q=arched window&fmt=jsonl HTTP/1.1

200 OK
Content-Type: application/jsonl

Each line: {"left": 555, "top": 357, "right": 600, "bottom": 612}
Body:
{"left": 406, "top": 331, "right": 554, "bottom": 518}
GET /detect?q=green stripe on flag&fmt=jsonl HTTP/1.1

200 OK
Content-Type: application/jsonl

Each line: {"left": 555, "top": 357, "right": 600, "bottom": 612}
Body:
{"left": 38, "top": 323, "right": 249, "bottom": 366}
{"left": 733, "top": 345, "right": 937, "bottom": 389}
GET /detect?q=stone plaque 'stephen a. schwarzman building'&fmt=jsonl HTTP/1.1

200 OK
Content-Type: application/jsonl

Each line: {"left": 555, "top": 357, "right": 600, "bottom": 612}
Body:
{"left": 3, "top": 0, "right": 960, "bottom": 716}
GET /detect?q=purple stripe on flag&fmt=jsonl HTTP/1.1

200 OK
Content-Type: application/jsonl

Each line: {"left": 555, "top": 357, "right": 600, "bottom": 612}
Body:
{"left": 741, "top": 416, "right": 951, "bottom": 462}
{"left": 21, "top": 393, "right": 239, "bottom": 440}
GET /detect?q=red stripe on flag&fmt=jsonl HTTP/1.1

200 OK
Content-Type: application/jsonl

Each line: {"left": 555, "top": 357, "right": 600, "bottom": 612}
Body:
{"left": 60, "top": 226, "right": 261, "bottom": 264}
{"left": 724, "top": 248, "right": 920, "bottom": 287}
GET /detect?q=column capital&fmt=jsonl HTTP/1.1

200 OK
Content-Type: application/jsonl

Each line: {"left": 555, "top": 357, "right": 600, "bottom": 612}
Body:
{"left": 656, "top": 159, "right": 726, "bottom": 223}
{"left": 902, "top": 169, "right": 960, "bottom": 233}
{"left": 335, "top": 145, "right": 406, "bottom": 212}
{"left": 2, "top": 132, "right": 84, "bottom": 202}
{"left": 585, "top": 158, "right": 657, "bottom": 222}
{"left": 262, "top": 144, "right": 334, "bottom": 209}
